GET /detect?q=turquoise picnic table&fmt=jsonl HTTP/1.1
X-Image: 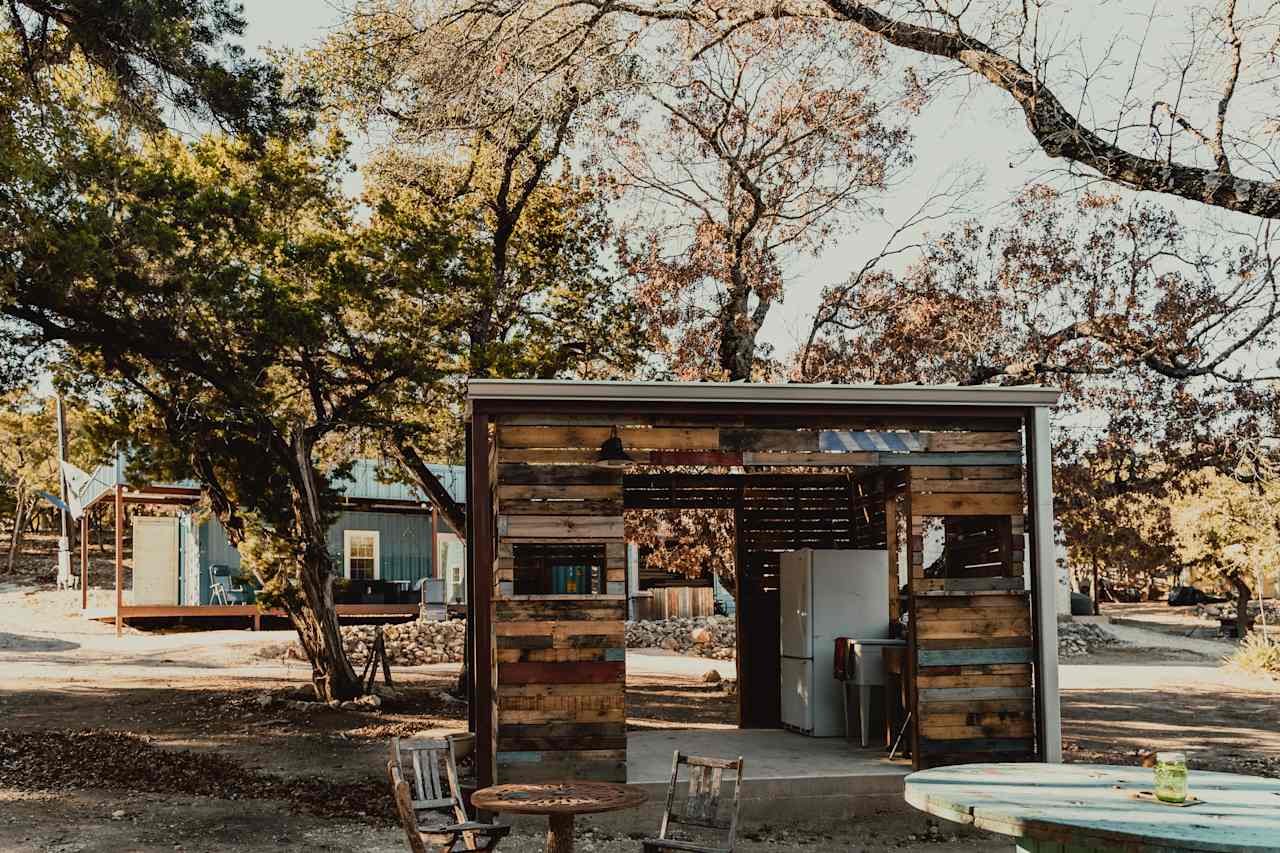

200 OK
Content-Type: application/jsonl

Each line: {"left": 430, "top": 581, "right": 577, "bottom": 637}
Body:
{"left": 904, "top": 762, "right": 1280, "bottom": 852}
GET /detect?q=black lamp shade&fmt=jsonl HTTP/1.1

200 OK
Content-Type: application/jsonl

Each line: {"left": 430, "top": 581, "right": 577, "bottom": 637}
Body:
{"left": 596, "top": 427, "right": 633, "bottom": 468}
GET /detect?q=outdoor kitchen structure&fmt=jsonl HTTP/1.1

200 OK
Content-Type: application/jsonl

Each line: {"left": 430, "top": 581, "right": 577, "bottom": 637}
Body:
{"left": 463, "top": 379, "right": 1063, "bottom": 799}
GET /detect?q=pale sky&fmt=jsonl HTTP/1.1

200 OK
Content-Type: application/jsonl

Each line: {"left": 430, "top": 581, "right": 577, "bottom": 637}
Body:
{"left": 239, "top": 1, "right": 1279, "bottom": 368}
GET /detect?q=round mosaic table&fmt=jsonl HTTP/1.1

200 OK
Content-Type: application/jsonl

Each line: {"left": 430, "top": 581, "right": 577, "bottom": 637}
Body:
{"left": 904, "top": 762, "right": 1280, "bottom": 852}
{"left": 472, "top": 781, "right": 648, "bottom": 853}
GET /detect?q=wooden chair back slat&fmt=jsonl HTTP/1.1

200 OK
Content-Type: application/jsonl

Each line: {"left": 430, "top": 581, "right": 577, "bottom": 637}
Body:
{"left": 389, "top": 762, "right": 430, "bottom": 853}
{"left": 648, "top": 751, "right": 744, "bottom": 852}
{"left": 683, "top": 765, "right": 725, "bottom": 827}
{"left": 390, "top": 735, "right": 494, "bottom": 851}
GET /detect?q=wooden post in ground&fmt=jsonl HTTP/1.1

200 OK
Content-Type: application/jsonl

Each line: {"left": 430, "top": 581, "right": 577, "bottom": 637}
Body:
{"left": 114, "top": 484, "right": 124, "bottom": 636}
{"left": 80, "top": 514, "right": 88, "bottom": 610}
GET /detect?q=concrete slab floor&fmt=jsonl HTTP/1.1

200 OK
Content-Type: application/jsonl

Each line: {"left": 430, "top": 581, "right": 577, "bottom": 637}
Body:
{"left": 627, "top": 728, "right": 909, "bottom": 783}
{"left": 552, "top": 729, "right": 918, "bottom": 830}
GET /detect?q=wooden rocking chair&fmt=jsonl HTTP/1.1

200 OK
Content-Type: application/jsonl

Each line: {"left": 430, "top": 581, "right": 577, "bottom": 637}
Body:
{"left": 641, "top": 751, "right": 744, "bottom": 853}
{"left": 388, "top": 736, "right": 509, "bottom": 853}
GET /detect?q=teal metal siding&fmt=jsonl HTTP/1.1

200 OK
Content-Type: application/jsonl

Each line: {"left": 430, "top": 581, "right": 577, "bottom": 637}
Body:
{"left": 190, "top": 510, "right": 432, "bottom": 603}
{"left": 326, "top": 511, "right": 433, "bottom": 584}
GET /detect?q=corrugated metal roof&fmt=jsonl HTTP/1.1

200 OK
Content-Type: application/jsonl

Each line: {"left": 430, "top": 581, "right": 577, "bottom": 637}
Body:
{"left": 82, "top": 454, "right": 466, "bottom": 507}
{"left": 466, "top": 379, "right": 1061, "bottom": 408}
{"left": 333, "top": 459, "right": 466, "bottom": 504}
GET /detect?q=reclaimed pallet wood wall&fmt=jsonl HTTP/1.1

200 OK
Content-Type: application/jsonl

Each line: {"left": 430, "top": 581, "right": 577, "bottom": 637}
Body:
{"left": 494, "top": 596, "right": 627, "bottom": 782}
{"left": 491, "top": 420, "right": 633, "bottom": 783}
{"left": 486, "top": 414, "right": 1038, "bottom": 780}
{"left": 906, "top": 463, "right": 1037, "bottom": 769}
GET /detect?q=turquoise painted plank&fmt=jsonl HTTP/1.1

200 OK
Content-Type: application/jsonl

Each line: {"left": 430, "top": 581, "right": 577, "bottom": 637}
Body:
{"left": 604, "top": 648, "right": 626, "bottom": 662}
{"left": 918, "top": 648, "right": 1034, "bottom": 667}
{"left": 906, "top": 763, "right": 1280, "bottom": 852}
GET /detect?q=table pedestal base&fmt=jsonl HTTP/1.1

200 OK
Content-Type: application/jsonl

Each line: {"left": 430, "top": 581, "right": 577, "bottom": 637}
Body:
{"left": 546, "top": 813, "right": 575, "bottom": 853}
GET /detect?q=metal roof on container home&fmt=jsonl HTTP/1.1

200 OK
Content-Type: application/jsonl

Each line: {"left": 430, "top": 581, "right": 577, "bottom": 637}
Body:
{"left": 465, "top": 379, "right": 1061, "bottom": 409}
{"left": 333, "top": 459, "right": 466, "bottom": 504}
{"left": 80, "top": 453, "right": 465, "bottom": 508}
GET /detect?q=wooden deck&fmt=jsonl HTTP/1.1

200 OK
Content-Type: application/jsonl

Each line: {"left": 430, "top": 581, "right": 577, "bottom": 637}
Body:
{"left": 85, "top": 603, "right": 421, "bottom": 629}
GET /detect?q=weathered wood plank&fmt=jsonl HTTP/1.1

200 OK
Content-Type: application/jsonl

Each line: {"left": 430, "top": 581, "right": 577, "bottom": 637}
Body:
{"left": 914, "top": 592, "right": 1029, "bottom": 610}
{"left": 498, "top": 448, "right": 600, "bottom": 464}
{"left": 910, "top": 466, "right": 1023, "bottom": 480}
{"left": 915, "top": 618, "right": 1032, "bottom": 640}
{"left": 497, "top": 464, "right": 623, "bottom": 486}
{"left": 925, "top": 432, "right": 1022, "bottom": 452}
{"left": 496, "top": 687, "right": 623, "bottom": 705}
{"left": 499, "top": 426, "right": 719, "bottom": 450}
{"left": 497, "top": 661, "right": 625, "bottom": 684}
{"left": 918, "top": 686, "right": 1033, "bottom": 702}
{"left": 919, "top": 720, "right": 1036, "bottom": 739}
{"left": 915, "top": 672, "right": 1032, "bottom": 689}
{"left": 914, "top": 606, "right": 1031, "bottom": 624}
{"left": 741, "top": 451, "right": 879, "bottom": 466}
{"left": 917, "top": 647, "right": 1034, "bottom": 666}
{"left": 914, "top": 577, "right": 1026, "bottom": 593}
{"left": 499, "top": 485, "right": 622, "bottom": 500}
{"left": 498, "top": 515, "right": 624, "bottom": 539}
{"left": 499, "top": 499, "right": 624, "bottom": 516}
{"left": 720, "top": 429, "right": 819, "bottom": 452}
{"left": 911, "top": 479, "right": 1023, "bottom": 494}
{"left": 496, "top": 748, "right": 627, "bottom": 764}
{"left": 915, "top": 636, "right": 1034, "bottom": 651}
{"left": 495, "top": 620, "right": 626, "bottom": 637}
{"left": 498, "top": 706, "right": 625, "bottom": 725}
{"left": 917, "top": 736, "right": 1036, "bottom": 754}
{"left": 910, "top": 493, "right": 1025, "bottom": 516}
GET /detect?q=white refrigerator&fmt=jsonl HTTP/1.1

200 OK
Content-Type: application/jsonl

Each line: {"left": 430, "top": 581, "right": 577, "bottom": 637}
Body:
{"left": 780, "top": 549, "right": 889, "bottom": 736}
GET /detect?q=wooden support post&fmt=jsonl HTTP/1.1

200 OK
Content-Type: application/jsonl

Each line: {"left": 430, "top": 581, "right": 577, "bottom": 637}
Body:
{"left": 733, "top": 503, "right": 748, "bottom": 728}
{"left": 468, "top": 413, "right": 495, "bottom": 787}
{"left": 886, "top": 495, "right": 899, "bottom": 623}
{"left": 1026, "top": 407, "right": 1062, "bottom": 763}
{"left": 114, "top": 484, "right": 124, "bottom": 636}
{"left": 430, "top": 504, "right": 438, "bottom": 579}
{"left": 80, "top": 514, "right": 88, "bottom": 610}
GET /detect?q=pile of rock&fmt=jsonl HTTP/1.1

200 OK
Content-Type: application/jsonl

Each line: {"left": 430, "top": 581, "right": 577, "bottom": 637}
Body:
{"left": 1058, "top": 621, "right": 1121, "bottom": 657}
{"left": 288, "top": 618, "right": 467, "bottom": 666}
{"left": 625, "top": 616, "right": 736, "bottom": 660}
{"left": 1198, "top": 599, "right": 1280, "bottom": 626}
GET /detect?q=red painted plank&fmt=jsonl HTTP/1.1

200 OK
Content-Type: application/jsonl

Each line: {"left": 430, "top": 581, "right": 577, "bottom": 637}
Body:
{"left": 497, "top": 661, "right": 625, "bottom": 685}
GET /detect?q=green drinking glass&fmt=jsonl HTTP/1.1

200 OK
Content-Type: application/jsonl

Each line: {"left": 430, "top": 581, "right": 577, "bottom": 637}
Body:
{"left": 1154, "top": 752, "right": 1188, "bottom": 803}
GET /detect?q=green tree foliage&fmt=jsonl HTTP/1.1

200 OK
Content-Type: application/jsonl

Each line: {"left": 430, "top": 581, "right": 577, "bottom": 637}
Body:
{"left": 1172, "top": 468, "right": 1280, "bottom": 638}
{"left": 2, "top": 36, "right": 462, "bottom": 696}
{"left": 0, "top": 391, "right": 59, "bottom": 570}
{"left": 5, "top": 0, "right": 306, "bottom": 141}
{"left": 1058, "top": 467, "right": 1182, "bottom": 604}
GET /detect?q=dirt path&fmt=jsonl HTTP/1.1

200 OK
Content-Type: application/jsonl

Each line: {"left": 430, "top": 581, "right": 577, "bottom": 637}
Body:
{"left": 4, "top": 572, "right": 1280, "bottom": 852}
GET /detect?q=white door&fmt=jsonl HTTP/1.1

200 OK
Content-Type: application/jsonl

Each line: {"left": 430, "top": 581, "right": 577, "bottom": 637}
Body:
{"left": 132, "top": 516, "right": 179, "bottom": 605}
{"left": 779, "top": 550, "right": 812, "bottom": 658}
{"left": 780, "top": 656, "right": 814, "bottom": 733}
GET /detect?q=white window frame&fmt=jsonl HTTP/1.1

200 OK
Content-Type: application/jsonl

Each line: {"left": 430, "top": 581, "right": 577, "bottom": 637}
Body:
{"left": 343, "top": 529, "right": 381, "bottom": 580}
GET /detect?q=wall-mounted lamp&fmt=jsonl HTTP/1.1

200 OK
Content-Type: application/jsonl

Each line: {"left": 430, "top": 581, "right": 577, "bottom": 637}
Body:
{"left": 595, "top": 425, "right": 634, "bottom": 469}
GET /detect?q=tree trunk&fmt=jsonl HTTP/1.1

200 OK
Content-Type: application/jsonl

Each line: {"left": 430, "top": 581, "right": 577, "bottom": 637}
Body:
{"left": 1232, "top": 576, "right": 1253, "bottom": 640}
{"left": 286, "top": 548, "right": 363, "bottom": 702}
{"left": 6, "top": 493, "right": 30, "bottom": 572}
{"left": 394, "top": 437, "right": 467, "bottom": 535}
{"left": 286, "top": 430, "right": 363, "bottom": 702}
{"left": 1091, "top": 557, "right": 1100, "bottom": 616}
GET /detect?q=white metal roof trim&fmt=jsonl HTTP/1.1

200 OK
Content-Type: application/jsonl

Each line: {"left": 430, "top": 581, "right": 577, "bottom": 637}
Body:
{"left": 466, "top": 379, "right": 1060, "bottom": 407}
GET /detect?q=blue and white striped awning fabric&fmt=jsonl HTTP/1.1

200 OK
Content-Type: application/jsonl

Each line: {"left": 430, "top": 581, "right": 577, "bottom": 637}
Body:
{"left": 820, "top": 430, "right": 926, "bottom": 454}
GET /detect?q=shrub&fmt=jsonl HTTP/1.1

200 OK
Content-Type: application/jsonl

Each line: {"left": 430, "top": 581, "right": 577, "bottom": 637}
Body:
{"left": 1227, "top": 629, "right": 1280, "bottom": 678}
